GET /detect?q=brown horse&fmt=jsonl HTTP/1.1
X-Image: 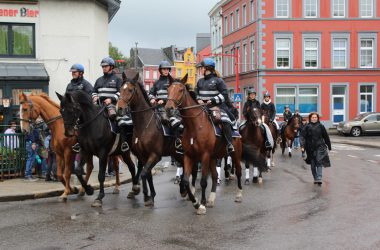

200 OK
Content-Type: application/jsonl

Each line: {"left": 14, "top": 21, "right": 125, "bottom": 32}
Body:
{"left": 116, "top": 70, "right": 184, "bottom": 207}
{"left": 19, "top": 92, "right": 94, "bottom": 200}
{"left": 240, "top": 106, "right": 268, "bottom": 184}
{"left": 262, "top": 110, "right": 278, "bottom": 168}
{"left": 281, "top": 116, "right": 300, "bottom": 157}
{"left": 165, "top": 75, "right": 243, "bottom": 215}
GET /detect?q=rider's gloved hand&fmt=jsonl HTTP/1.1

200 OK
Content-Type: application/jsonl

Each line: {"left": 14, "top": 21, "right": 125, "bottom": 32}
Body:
{"left": 197, "top": 99, "right": 204, "bottom": 105}
{"left": 150, "top": 99, "right": 156, "bottom": 105}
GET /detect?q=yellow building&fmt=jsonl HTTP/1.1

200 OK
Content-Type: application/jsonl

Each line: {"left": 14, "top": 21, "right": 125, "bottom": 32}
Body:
{"left": 174, "top": 48, "right": 196, "bottom": 89}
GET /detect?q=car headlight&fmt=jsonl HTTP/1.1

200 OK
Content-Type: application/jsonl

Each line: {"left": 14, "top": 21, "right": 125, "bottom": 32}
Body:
{"left": 344, "top": 123, "right": 351, "bottom": 128}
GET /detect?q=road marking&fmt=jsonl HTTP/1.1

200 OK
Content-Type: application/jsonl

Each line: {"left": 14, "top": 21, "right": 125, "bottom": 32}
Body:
{"left": 367, "top": 160, "right": 378, "bottom": 164}
{"left": 375, "top": 155, "right": 380, "bottom": 157}
{"left": 347, "top": 155, "right": 358, "bottom": 158}
{"left": 333, "top": 144, "right": 364, "bottom": 151}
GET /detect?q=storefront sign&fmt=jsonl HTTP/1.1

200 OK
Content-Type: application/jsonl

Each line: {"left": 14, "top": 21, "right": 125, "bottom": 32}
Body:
{"left": 0, "top": 7, "right": 39, "bottom": 18}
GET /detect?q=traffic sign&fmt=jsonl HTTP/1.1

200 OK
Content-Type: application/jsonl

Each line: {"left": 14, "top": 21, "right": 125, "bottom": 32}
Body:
{"left": 233, "top": 93, "right": 243, "bottom": 102}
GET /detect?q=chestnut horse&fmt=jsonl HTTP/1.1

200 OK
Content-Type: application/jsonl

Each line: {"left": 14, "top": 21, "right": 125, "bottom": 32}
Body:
{"left": 165, "top": 75, "right": 243, "bottom": 215}
{"left": 281, "top": 116, "right": 300, "bottom": 157}
{"left": 240, "top": 106, "right": 268, "bottom": 184}
{"left": 19, "top": 92, "right": 94, "bottom": 200}
{"left": 116, "top": 70, "right": 184, "bottom": 207}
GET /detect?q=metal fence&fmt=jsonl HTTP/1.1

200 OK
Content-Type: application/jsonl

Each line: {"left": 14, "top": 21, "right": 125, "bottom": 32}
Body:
{"left": 0, "top": 133, "right": 26, "bottom": 180}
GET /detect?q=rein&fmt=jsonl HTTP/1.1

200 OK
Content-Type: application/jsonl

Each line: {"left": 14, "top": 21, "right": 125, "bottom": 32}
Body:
{"left": 75, "top": 106, "right": 106, "bottom": 130}
{"left": 167, "top": 88, "right": 207, "bottom": 118}
{"left": 19, "top": 99, "right": 62, "bottom": 125}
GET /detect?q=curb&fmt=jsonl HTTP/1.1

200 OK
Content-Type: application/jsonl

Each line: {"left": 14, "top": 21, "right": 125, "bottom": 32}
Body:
{"left": 0, "top": 177, "right": 132, "bottom": 203}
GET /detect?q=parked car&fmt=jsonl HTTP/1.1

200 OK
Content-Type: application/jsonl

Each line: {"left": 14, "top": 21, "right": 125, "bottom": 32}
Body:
{"left": 337, "top": 112, "right": 380, "bottom": 137}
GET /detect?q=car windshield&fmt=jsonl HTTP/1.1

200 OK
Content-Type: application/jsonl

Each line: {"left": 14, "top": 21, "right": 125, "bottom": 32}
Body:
{"left": 352, "top": 114, "right": 367, "bottom": 121}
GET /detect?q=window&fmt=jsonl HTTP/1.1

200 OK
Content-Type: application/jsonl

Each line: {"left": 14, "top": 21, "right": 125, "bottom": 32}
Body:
{"left": 153, "top": 71, "right": 158, "bottom": 79}
{"left": 212, "top": 31, "right": 215, "bottom": 48}
{"left": 360, "top": 39, "right": 374, "bottom": 68}
{"left": 332, "top": 0, "right": 345, "bottom": 18}
{"left": 360, "top": 0, "right": 373, "bottom": 17}
{"left": 224, "top": 51, "right": 229, "bottom": 75}
{"left": 304, "top": 0, "right": 317, "bottom": 18}
{"left": 360, "top": 85, "right": 374, "bottom": 113}
{"left": 276, "top": 0, "right": 289, "bottom": 18}
{"left": 230, "top": 13, "right": 234, "bottom": 32}
{"left": 236, "top": 9, "right": 240, "bottom": 29}
{"left": 218, "top": 27, "right": 222, "bottom": 46}
{"left": 333, "top": 39, "right": 347, "bottom": 68}
{"left": 276, "top": 39, "right": 290, "bottom": 68}
{"left": 224, "top": 16, "right": 228, "bottom": 35}
{"left": 276, "top": 88, "right": 296, "bottom": 113}
{"left": 0, "top": 23, "right": 35, "bottom": 57}
{"left": 250, "top": 40, "right": 255, "bottom": 70}
{"left": 231, "top": 48, "right": 235, "bottom": 74}
{"left": 243, "top": 44, "right": 247, "bottom": 72}
{"left": 145, "top": 70, "right": 150, "bottom": 79}
{"left": 299, "top": 87, "right": 318, "bottom": 113}
{"left": 275, "top": 86, "right": 319, "bottom": 114}
{"left": 242, "top": 5, "right": 247, "bottom": 26}
{"left": 250, "top": 0, "right": 254, "bottom": 21}
{"left": 304, "top": 38, "right": 319, "bottom": 68}
{"left": 177, "top": 68, "right": 182, "bottom": 78}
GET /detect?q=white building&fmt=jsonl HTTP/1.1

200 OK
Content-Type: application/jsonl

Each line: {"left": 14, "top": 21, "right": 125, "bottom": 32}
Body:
{"left": 0, "top": 0, "right": 120, "bottom": 125}
{"left": 208, "top": 0, "right": 225, "bottom": 76}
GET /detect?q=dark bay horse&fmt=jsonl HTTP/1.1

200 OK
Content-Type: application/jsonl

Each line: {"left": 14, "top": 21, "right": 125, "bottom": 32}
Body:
{"left": 165, "top": 75, "right": 243, "bottom": 215}
{"left": 57, "top": 91, "right": 140, "bottom": 207}
{"left": 116, "top": 70, "right": 184, "bottom": 207}
{"left": 19, "top": 92, "right": 94, "bottom": 200}
{"left": 281, "top": 116, "right": 300, "bottom": 157}
{"left": 262, "top": 110, "right": 278, "bottom": 168}
{"left": 239, "top": 106, "right": 268, "bottom": 184}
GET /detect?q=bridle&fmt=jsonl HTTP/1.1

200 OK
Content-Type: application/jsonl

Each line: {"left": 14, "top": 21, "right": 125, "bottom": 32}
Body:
{"left": 119, "top": 82, "right": 155, "bottom": 113}
{"left": 248, "top": 107, "right": 262, "bottom": 127}
{"left": 62, "top": 103, "right": 106, "bottom": 131}
{"left": 19, "top": 98, "right": 62, "bottom": 126}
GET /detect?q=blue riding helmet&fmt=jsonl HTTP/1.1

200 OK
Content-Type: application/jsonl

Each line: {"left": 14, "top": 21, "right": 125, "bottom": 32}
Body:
{"left": 264, "top": 91, "right": 270, "bottom": 97}
{"left": 69, "top": 64, "right": 84, "bottom": 72}
{"left": 202, "top": 58, "right": 215, "bottom": 68}
{"left": 100, "top": 57, "right": 115, "bottom": 67}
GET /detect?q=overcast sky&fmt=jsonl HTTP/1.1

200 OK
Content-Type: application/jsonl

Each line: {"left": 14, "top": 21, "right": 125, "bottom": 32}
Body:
{"left": 109, "top": 0, "right": 219, "bottom": 57}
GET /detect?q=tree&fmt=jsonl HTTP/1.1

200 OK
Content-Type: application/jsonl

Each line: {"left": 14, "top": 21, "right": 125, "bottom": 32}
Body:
{"left": 109, "top": 42, "right": 130, "bottom": 67}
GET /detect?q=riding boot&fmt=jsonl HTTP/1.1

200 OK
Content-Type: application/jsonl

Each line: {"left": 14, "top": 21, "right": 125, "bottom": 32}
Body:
{"left": 261, "top": 124, "right": 272, "bottom": 149}
{"left": 172, "top": 120, "right": 184, "bottom": 154}
{"left": 222, "top": 122, "right": 234, "bottom": 154}
{"left": 120, "top": 129, "right": 130, "bottom": 152}
{"left": 107, "top": 104, "right": 117, "bottom": 120}
{"left": 72, "top": 142, "right": 81, "bottom": 153}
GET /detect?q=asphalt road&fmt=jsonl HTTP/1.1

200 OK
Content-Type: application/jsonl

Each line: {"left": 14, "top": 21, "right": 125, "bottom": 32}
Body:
{"left": 1, "top": 144, "right": 380, "bottom": 250}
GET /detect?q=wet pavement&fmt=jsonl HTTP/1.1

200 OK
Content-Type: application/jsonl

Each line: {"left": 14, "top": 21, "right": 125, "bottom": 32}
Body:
{"left": 1, "top": 144, "right": 380, "bottom": 250}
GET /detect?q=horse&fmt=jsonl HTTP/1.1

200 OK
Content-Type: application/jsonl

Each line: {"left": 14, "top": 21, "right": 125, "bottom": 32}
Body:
{"left": 19, "top": 92, "right": 94, "bottom": 200}
{"left": 239, "top": 106, "right": 268, "bottom": 185}
{"left": 165, "top": 74, "right": 243, "bottom": 215}
{"left": 280, "top": 116, "right": 300, "bottom": 157}
{"left": 116, "top": 70, "right": 185, "bottom": 207}
{"left": 262, "top": 110, "right": 278, "bottom": 168}
{"left": 56, "top": 90, "right": 140, "bottom": 207}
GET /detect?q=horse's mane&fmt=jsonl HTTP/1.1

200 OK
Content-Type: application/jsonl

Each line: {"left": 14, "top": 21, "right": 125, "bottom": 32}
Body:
{"left": 135, "top": 81, "right": 151, "bottom": 106}
{"left": 69, "top": 90, "right": 94, "bottom": 109}
{"left": 31, "top": 92, "right": 60, "bottom": 109}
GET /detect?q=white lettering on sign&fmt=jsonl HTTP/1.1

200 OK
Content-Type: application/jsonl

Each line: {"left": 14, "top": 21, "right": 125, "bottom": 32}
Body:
{"left": 0, "top": 7, "right": 39, "bottom": 18}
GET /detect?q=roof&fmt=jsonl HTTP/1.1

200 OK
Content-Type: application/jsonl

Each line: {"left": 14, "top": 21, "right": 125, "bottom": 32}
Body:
{"left": 137, "top": 48, "right": 172, "bottom": 66}
{"left": 0, "top": 63, "right": 49, "bottom": 81}
{"left": 96, "top": 0, "right": 121, "bottom": 22}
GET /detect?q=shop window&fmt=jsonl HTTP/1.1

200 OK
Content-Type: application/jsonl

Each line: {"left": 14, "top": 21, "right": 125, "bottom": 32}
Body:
{"left": 276, "top": 86, "right": 319, "bottom": 114}
{"left": 360, "top": 85, "right": 374, "bottom": 113}
{"left": 0, "top": 23, "right": 35, "bottom": 58}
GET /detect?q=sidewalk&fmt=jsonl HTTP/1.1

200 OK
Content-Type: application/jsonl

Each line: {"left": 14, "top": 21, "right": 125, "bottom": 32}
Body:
{"left": 330, "top": 134, "right": 380, "bottom": 149}
{"left": 0, "top": 160, "right": 132, "bottom": 202}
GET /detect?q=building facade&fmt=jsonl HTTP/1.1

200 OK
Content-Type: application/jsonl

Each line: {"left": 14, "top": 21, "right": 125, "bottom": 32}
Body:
{"left": 220, "top": 0, "right": 380, "bottom": 127}
{"left": 0, "top": 0, "right": 120, "bottom": 125}
{"left": 209, "top": 1, "right": 225, "bottom": 75}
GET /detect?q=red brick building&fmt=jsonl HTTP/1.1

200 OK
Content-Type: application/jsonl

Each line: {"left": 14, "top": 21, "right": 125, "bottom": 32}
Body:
{"left": 221, "top": 0, "right": 380, "bottom": 127}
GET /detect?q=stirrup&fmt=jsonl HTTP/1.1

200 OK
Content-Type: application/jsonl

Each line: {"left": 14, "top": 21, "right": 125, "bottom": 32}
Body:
{"left": 121, "top": 142, "right": 129, "bottom": 152}
{"left": 175, "top": 138, "right": 183, "bottom": 149}
{"left": 265, "top": 141, "right": 272, "bottom": 149}
{"left": 72, "top": 143, "right": 81, "bottom": 153}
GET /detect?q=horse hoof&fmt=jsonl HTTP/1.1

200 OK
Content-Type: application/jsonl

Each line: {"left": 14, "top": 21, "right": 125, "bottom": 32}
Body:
{"left": 78, "top": 191, "right": 85, "bottom": 197}
{"left": 206, "top": 200, "right": 215, "bottom": 208}
{"left": 180, "top": 192, "right": 187, "bottom": 198}
{"left": 85, "top": 185, "right": 94, "bottom": 196}
{"left": 252, "top": 177, "right": 258, "bottom": 183}
{"left": 271, "top": 162, "right": 275, "bottom": 167}
{"left": 112, "top": 187, "right": 120, "bottom": 194}
{"left": 59, "top": 194, "right": 68, "bottom": 202}
{"left": 91, "top": 199, "right": 102, "bottom": 207}
{"left": 244, "top": 179, "right": 249, "bottom": 185}
{"left": 144, "top": 200, "right": 154, "bottom": 207}
{"left": 258, "top": 177, "right": 263, "bottom": 184}
{"left": 196, "top": 205, "right": 207, "bottom": 215}
{"left": 72, "top": 187, "right": 79, "bottom": 194}
{"left": 289, "top": 152, "right": 292, "bottom": 157}
{"left": 235, "top": 190, "right": 243, "bottom": 203}
{"left": 127, "top": 191, "right": 135, "bottom": 199}
{"left": 132, "top": 185, "right": 140, "bottom": 195}
{"left": 229, "top": 174, "right": 236, "bottom": 180}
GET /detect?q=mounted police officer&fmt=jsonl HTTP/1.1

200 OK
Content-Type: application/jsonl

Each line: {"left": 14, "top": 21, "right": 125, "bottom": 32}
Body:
{"left": 66, "top": 64, "right": 93, "bottom": 153}
{"left": 196, "top": 58, "right": 235, "bottom": 153}
{"left": 243, "top": 88, "right": 272, "bottom": 149}
{"left": 92, "top": 57, "right": 130, "bottom": 152}
{"left": 149, "top": 60, "right": 184, "bottom": 153}
{"left": 283, "top": 105, "right": 293, "bottom": 124}
{"left": 66, "top": 64, "right": 93, "bottom": 95}
{"left": 261, "top": 91, "right": 281, "bottom": 142}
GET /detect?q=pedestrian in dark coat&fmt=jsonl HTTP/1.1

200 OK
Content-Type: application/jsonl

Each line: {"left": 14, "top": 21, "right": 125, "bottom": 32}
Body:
{"left": 300, "top": 112, "right": 331, "bottom": 185}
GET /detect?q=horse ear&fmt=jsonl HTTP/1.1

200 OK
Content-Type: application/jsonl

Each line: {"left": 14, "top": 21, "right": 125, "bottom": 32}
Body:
{"left": 56, "top": 92, "right": 64, "bottom": 102}
{"left": 122, "top": 71, "right": 127, "bottom": 82}
{"left": 19, "top": 92, "right": 28, "bottom": 102}
{"left": 133, "top": 71, "right": 139, "bottom": 83}
{"left": 181, "top": 74, "right": 188, "bottom": 84}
